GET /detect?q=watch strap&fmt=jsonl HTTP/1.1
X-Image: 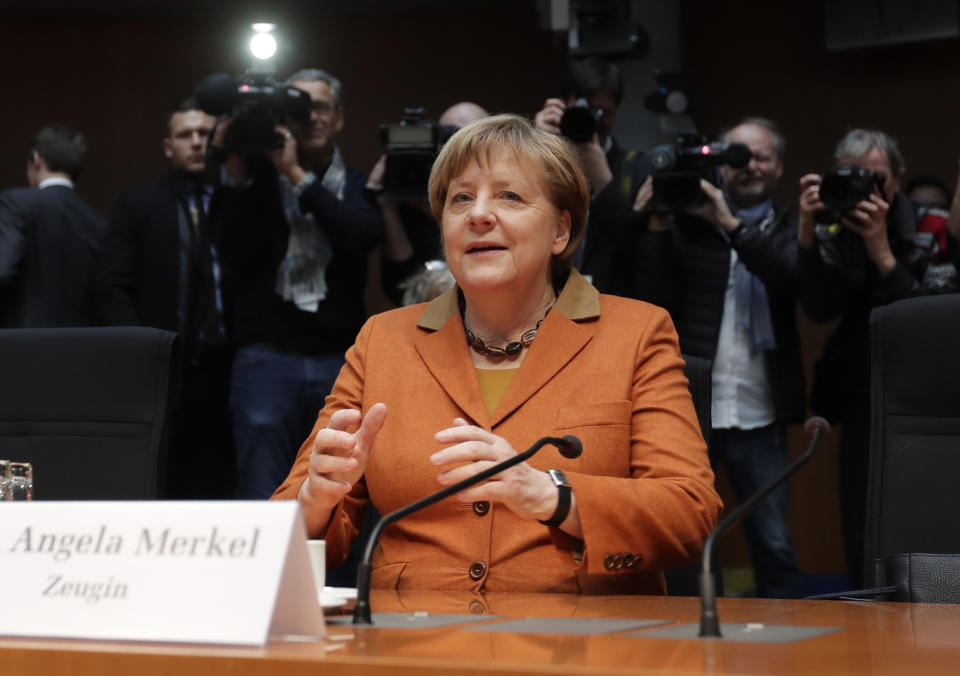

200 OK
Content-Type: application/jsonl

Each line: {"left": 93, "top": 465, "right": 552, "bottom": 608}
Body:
{"left": 538, "top": 469, "right": 572, "bottom": 528}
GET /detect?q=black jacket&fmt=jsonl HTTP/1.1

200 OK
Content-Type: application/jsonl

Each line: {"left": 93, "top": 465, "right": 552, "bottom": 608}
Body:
{"left": 578, "top": 140, "right": 638, "bottom": 294}
{"left": 99, "top": 172, "right": 196, "bottom": 330}
{"left": 380, "top": 202, "right": 442, "bottom": 306}
{"left": 97, "top": 171, "right": 225, "bottom": 362}
{"left": 623, "top": 205, "right": 806, "bottom": 425}
{"left": 0, "top": 185, "right": 106, "bottom": 328}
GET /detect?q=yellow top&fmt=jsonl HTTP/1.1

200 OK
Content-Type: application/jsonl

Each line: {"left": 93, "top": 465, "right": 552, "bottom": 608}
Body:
{"left": 475, "top": 368, "right": 520, "bottom": 418}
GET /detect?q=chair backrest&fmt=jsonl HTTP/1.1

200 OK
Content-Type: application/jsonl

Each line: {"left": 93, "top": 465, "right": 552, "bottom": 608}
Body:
{"left": 864, "top": 295, "right": 960, "bottom": 587}
{"left": 0, "top": 327, "right": 179, "bottom": 499}
{"left": 664, "top": 353, "right": 715, "bottom": 596}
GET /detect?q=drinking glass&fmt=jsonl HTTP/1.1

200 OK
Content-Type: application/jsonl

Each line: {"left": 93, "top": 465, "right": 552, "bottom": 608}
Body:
{"left": 8, "top": 462, "right": 33, "bottom": 501}
{"left": 0, "top": 459, "right": 10, "bottom": 500}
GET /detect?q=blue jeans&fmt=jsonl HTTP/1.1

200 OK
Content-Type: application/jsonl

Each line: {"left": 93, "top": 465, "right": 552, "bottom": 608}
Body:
{"left": 711, "top": 424, "right": 804, "bottom": 598}
{"left": 230, "top": 345, "right": 345, "bottom": 499}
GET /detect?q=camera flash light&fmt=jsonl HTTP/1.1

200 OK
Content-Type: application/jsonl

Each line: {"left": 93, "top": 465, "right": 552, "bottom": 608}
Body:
{"left": 250, "top": 32, "right": 277, "bottom": 60}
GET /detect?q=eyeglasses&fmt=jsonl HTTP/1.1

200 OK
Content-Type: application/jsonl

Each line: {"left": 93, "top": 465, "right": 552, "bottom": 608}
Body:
{"left": 310, "top": 100, "right": 338, "bottom": 114}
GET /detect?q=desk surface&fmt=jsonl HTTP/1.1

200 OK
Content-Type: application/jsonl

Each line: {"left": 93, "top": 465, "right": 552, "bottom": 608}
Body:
{"left": 3, "top": 591, "right": 960, "bottom": 675}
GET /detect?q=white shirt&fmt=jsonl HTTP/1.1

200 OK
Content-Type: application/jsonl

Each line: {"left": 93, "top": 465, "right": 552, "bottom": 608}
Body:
{"left": 38, "top": 177, "right": 74, "bottom": 190}
{"left": 711, "top": 247, "right": 776, "bottom": 430}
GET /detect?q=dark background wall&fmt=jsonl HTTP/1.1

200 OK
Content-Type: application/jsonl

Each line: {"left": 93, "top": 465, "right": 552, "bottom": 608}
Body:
{"left": 679, "top": 1, "right": 960, "bottom": 204}
{"left": 0, "top": 3, "right": 566, "bottom": 215}
{"left": 3, "top": 0, "right": 957, "bottom": 579}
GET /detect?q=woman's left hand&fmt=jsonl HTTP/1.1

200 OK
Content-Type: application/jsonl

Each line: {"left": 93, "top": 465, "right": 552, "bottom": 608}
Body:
{"left": 431, "top": 419, "right": 558, "bottom": 522}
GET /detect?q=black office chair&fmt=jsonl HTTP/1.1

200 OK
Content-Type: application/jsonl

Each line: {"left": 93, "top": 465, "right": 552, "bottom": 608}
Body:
{"left": 860, "top": 295, "right": 960, "bottom": 601}
{"left": 0, "top": 327, "right": 179, "bottom": 499}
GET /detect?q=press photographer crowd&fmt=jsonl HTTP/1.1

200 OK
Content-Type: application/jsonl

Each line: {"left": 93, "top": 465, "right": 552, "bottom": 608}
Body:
{"left": 2, "top": 53, "right": 958, "bottom": 597}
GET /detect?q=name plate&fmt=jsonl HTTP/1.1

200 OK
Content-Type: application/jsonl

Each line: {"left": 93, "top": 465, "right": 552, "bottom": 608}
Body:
{"left": 0, "top": 501, "right": 324, "bottom": 645}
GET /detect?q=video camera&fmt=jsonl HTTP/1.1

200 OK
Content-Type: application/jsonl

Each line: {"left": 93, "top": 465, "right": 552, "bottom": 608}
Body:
{"left": 816, "top": 165, "right": 884, "bottom": 225}
{"left": 194, "top": 70, "right": 313, "bottom": 154}
{"left": 560, "top": 98, "right": 604, "bottom": 144}
{"left": 380, "top": 108, "right": 458, "bottom": 201}
{"left": 641, "top": 134, "right": 751, "bottom": 212}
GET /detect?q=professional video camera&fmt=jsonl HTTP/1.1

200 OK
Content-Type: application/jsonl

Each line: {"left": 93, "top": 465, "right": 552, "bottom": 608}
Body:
{"left": 816, "top": 165, "right": 884, "bottom": 225}
{"left": 380, "top": 108, "right": 458, "bottom": 201}
{"left": 194, "top": 70, "right": 312, "bottom": 154}
{"left": 560, "top": 98, "right": 604, "bottom": 143}
{"left": 640, "top": 134, "right": 751, "bottom": 212}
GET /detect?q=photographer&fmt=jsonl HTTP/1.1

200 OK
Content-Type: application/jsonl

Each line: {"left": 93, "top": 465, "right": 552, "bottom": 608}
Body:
{"left": 212, "top": 68, "right": 383, "bottom": 499}
{"left": 625, "top": 118, "right": 805, "bottom": 598}
{"left": 368, "top": 102, "right": 488, "bottom": 305}
{"left": 797, "top": 128, "right": 958, "bottom": 585}
{"left": 534, "top": 57, "right": 632, "bottom": 292}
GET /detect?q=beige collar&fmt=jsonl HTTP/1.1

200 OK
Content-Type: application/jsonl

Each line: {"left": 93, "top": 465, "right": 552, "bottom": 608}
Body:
{"left": 416, "top": 269, "right": 601, "bottom": 332}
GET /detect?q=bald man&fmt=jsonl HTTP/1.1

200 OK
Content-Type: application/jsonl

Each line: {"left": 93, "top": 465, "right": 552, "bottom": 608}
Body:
{"left": 439, "top": 101, "right": 489, "bottom": 128}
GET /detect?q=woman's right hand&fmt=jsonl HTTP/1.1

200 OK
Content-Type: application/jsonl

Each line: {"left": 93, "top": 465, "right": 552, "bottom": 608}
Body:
{"left": 298, "top": 403, "right": 387, "bottom": 532}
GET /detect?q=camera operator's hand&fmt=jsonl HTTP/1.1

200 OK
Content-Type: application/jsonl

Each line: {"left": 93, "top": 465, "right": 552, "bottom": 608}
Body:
{"left": 797, "top": 173, "right": 824, "bottom": 249}
{"left": 272, "top": 124, "right": 307, "bottom": 186}
{"left": 688, "top": 179, "right": 740, "bottom": 233}
{"left": 576, "top": 133, "right": 613, "bottom": 194}
{"left": 534, "top": 98, "right": 566, "bottom": 135}
{"left": 366, "top": 154, "right": 387, "bottom": 193}
{"left": 843, "top": 193, "right": 896, "bottom": 274}
{"left": 632, "top": 176, "right": 669, "bottom": 231}
{"left": 633, "top": 176, "right": 654, "bottom": 212}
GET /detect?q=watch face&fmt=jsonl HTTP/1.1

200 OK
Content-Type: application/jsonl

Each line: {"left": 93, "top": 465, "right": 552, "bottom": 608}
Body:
{"left": 548, "top": 469, "right": 572, "bottom": 488}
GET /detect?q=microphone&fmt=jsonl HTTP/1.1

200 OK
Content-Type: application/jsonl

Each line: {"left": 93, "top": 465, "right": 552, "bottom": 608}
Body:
{"left": 194, "top": 73, "right": 238, "bottom": 116}
{"left": 352, "top": 434, "right": 582, "bottom": 624}
{"left": 722, "top": 142, "right": 752, "bottom": 169}
{"left": 698, "top": 416, "right": 830, "bottom": 638}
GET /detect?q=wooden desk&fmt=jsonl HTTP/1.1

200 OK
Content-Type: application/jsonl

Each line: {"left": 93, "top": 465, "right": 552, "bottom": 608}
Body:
{"left": 3, "top": 591, "right": 959, "bottom": 675}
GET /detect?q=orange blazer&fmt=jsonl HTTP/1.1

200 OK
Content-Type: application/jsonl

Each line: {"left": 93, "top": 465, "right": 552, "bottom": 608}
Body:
{"left": 273, "top": 271, "right": 721, "bottom": 595}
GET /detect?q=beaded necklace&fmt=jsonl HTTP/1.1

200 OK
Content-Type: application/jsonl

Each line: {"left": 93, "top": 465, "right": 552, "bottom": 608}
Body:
{"left": 460, "top": 295, "right": 552, "bottom": 359}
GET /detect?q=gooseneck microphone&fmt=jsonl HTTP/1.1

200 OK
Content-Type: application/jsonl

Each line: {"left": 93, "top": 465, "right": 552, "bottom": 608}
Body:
{"left": 352, "top": 434, "right": 583, "bottom": 625}
{"left": 698, "top": 416, "right": 830, "bottom": 638}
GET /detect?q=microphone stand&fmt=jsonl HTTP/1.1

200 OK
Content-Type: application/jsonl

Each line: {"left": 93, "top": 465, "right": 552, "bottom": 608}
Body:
{"left": 352, "top": 435, "right": 581, "bottom": 625}
{"left": 698, "top": 417, "right": 830, "bottom": 637}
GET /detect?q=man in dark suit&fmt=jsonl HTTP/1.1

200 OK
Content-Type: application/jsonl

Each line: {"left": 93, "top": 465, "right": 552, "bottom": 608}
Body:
{"left": 0, "top": 124, "right": 106, "bottom": 327}
{"left": 97, "top": 99, "right": 234, "bottom": 499}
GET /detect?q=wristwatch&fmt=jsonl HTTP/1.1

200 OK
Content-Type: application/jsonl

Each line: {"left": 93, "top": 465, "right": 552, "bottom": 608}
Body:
{"left": 538, "top": 469, "right": 572, "bottom": 528}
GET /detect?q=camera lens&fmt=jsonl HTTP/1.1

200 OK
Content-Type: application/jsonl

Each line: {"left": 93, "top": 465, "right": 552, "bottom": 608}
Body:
{"left": 560, "top": 107, "right": 598, "bottom": 144}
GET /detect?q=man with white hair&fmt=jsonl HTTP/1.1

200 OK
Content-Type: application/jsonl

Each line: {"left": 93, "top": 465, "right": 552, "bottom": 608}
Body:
{"left": 214, "top": 68, "right": 383, "bottom": 499}
{"left": 627, "top": 117, "right": 805, "bottom": 597}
